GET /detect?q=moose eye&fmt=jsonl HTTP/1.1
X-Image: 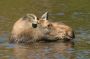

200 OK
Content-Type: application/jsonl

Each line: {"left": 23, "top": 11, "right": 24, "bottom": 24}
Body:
{"left": 32, "top": 24, "right": 37, "bottom": 28}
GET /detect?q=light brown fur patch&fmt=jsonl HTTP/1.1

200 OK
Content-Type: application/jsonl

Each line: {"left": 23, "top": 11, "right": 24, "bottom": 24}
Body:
{"left": 38, "top": 20, "right": 75, "bottom": 41}
{"left": 9, "top": 16, "right": 44, "bottom": 44}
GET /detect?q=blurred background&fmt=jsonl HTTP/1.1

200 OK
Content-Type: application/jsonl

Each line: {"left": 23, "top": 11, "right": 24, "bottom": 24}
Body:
{"left": 0, "top": 0, "right": 90, "bottom": 59}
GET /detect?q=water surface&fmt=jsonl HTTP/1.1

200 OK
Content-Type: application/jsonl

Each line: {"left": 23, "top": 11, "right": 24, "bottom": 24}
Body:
{"left": 0, "top": 0, "right": 90, "bottom": 59}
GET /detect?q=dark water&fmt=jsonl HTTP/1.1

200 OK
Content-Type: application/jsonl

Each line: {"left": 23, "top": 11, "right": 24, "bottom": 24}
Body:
{"left": 0, "top": 0, "right": 90, "bottom": 59}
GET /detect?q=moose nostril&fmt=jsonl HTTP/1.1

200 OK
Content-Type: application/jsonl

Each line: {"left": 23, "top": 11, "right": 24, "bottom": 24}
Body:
{"left": 32, "top": 24, "right": 37, "bottom": 28}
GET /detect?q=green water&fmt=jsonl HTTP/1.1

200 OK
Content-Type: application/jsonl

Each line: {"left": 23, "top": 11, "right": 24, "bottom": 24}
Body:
{"left": 0, "top": 0, "right": 90, "bottom": 59}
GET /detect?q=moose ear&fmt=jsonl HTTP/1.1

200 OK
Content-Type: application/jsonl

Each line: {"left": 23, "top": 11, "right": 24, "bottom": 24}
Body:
{"left": 26, "top": 14, "right": 37, "bottom": 21}
{"left": 41, "top": 11, "right": 48, "bottom": 20}
{"left": 26, "top": 14, "right": 38, "bottom": 24}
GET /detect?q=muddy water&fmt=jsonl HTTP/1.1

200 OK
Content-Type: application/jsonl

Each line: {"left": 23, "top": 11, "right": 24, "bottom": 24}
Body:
{"left": 0, "top": 0, "right": 90, "bottom": 59}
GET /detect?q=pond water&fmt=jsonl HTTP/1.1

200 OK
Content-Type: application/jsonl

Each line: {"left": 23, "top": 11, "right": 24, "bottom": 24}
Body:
{"left": 0, "top": 0, "right": 90, "bottom": 59}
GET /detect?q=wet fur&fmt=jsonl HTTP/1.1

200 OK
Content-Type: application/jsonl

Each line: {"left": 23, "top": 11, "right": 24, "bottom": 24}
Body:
{"left": 9, "top": 12, "right": 75, "bottom": 43}
{"left": 9, "top": 16, "right": 44, "bottom": 44}
{"left": 37, "top": 12, "right": 75, "bottom": 41}
{"left": 46, "top": 22, "right": 75, "bottom": 40}
{"left": 38, "top": 20, "right": 75, "bottom": 41}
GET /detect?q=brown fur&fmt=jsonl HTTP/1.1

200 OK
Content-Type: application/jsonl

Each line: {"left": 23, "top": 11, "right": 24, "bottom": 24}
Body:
{"left": 38, "top": 19, "right": 75, "bottom": 41}
{"left": 9, "top": 16, "right": 44, "bottom": 44}
{"left": 9, "top": 12, "right": 75, "bottom": 43}
{"left": 46, "top": 22, "right": 75, "bottom": 40}
{"left": 38, "top": 18, "right": 49, "bottom": 28}
{"left": 37, "top": 12, "right": 75, "bottom": 41}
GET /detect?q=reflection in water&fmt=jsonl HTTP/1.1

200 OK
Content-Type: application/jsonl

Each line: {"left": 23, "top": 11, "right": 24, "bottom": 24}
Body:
{"left": 13, "top": 41, "right": 75, "bottom": 59}
{"left": 0, "top": 0, "right": 90, "bottom": 59}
